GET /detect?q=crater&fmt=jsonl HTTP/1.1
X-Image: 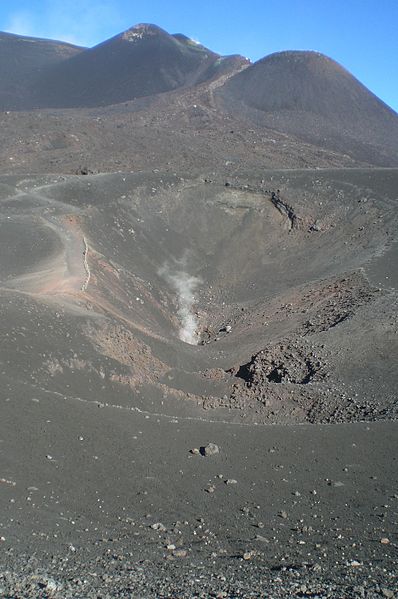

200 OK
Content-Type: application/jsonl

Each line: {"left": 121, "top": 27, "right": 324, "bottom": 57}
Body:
{"left": 1, "top": 171, "right": 397, "bottom": 425}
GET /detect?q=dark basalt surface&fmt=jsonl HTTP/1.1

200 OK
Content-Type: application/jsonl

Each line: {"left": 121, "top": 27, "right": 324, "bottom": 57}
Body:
{"left": 0, "top": 24, "right": 397, "bottom": 598}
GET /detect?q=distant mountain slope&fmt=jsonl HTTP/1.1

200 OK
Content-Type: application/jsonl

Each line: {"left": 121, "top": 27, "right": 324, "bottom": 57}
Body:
{"left": 30, "top": 24, "right": 248, "bottom": 108}
{"left": 1, "top": 27, "right": 397, "bottom": 167}
{"left": 217, "top": 51, "right": 398, "bottom": 166}
{"left": 0, "top": 32, "right": 83, "bottom": 110}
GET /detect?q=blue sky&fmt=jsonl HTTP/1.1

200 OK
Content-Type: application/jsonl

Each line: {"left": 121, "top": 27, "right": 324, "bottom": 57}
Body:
{"left": 1, "top": 0, "right": 397, "bottom": 112}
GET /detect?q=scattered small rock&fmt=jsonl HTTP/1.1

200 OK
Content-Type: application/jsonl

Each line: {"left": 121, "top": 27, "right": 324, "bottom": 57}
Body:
{"left": 150, "top": 522, "right": 166, "bottom": 532}
{"left": 37, "top": 577, "right": 60, "bottom": 592}
{"left": 173, "top": 548, "right": 187, "bottom": 558}
{"left": 76, "top": 166, "right": 94, "bottom": 175}
{"left": 200, "top": 443, "right": 220, "bottom": 457}
{"left": 312, "top": 563, "right": 322, "bottom": 572}
{"left": 254, "top": 535, "right": 269, "bottom": 543}
{"left": 225, "top": 479, "right": 237, "bottom": 485}
{"left": 347, "top": 560, "right": 362, "bottom": 567}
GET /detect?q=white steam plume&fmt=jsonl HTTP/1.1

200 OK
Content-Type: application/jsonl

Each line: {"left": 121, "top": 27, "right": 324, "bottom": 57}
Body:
{"left": 159, "top": 264, "right": 201, "bottom": 345}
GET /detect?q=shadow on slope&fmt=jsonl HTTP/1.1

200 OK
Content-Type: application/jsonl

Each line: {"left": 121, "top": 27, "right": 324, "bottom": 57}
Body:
{"left": 0, "top": 31, "right": 83, "bottom": 110}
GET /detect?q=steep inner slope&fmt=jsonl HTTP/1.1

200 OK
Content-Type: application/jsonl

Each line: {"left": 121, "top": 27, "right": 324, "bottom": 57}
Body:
{"left": 217, "top": 51, "right": 398, "bottom": 166}
{"left": 1, "top": 171, "right": 397, "bottom": 425}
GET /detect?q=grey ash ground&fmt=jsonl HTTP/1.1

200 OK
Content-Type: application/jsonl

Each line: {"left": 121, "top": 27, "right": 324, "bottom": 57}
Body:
{"left": 0, "top": 23, "right": 397, "bottom": 598}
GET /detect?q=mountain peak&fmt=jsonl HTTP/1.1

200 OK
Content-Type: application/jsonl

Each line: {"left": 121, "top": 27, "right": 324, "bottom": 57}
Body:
{"left": 119, "top": 23, "right": 168, "bottom": 43}
{"left": 257, "top": 50, "right": 348, "bottom": 75}
{"left": 24, "top": 22, "right": 239, "bottom": 109}
{"left": 261, "top": 49, "right": 334, "bottom": 61}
